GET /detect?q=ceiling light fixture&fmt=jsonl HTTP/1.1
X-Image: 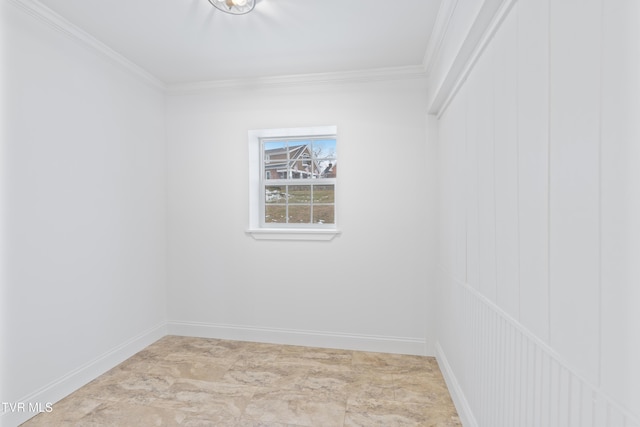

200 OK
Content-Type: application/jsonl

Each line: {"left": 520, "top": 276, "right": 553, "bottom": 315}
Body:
{"left": 208, "top": 0, "right": 256, "bottom": 15}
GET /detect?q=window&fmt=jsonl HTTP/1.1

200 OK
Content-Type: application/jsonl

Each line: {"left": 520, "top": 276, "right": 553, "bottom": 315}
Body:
{"left": 247, "top": 126, "right": 340, "bottom": 240}
{"left": 263, "top": 138, "right": 336, "bottom": 225}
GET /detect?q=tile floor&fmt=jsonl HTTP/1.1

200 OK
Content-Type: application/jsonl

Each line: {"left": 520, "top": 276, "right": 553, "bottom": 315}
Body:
{"left": 21, "top": 336, "right": 461, "bottom": 426}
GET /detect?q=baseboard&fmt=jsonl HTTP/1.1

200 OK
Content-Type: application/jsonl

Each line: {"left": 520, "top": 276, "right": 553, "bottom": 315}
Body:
{"left": 435, "top": 341, "right": 478, "bottom": 427}
{"left": 1, "top": 322, "right": 167, "bottom": 427}
{"left": 167, "top": 320, "right": 428, "bottom": 356}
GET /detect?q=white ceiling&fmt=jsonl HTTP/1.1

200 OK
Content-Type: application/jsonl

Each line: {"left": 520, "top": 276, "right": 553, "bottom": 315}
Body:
{"left": 37, "top": 0, "right": 443, "bottom": 85}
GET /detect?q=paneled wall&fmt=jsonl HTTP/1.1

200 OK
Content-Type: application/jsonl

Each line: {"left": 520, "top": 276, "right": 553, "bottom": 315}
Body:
{"left": 435, "top": 0, "right": 640, "bottom": 425}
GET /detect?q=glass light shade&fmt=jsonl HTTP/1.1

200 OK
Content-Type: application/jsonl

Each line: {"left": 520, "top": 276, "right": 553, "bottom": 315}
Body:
{"left": 208, "top": 0, "right": 256, "bottom": 15}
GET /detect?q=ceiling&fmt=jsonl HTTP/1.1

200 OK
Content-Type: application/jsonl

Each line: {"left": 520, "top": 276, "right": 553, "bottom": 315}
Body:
{"left": 37, "top": 0, "right": 443, "bottom": 85}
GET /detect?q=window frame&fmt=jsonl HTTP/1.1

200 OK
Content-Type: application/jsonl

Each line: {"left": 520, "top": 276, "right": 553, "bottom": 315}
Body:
{"left": 247, "top": 126, "right": 340, "bottom": 241}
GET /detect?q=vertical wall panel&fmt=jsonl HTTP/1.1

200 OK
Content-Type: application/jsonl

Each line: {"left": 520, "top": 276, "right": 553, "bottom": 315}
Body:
{"left": 516, "top": 0, "right": 550, "bottom": 342}
{"left": 549, "top": 360, "right": 560, "bottom": 427}
{"left": 451, "top": 93, "right": 468, "bottom": 283}
{"left": 513, "top": 325, "right": 523, "bottom": 426}
{"left": 579, "top": 384, "right": 594, "bottom": 427}
{"left": 600, "top": 0, "right": 640, "bottom": 420}
{"left": 548, "top": 0, "right": 602, "bottom": 383}
{"left": 474, "top": 48, "right": 498, "bottom": 302}
{"left": 541, "top": 352, "right": 552, "bottom": 426}
{"left": 493, "top": 7, "right": 520, "bottom": 319}
{"left": 465, "top": 74, "right": 480, "bottom": 290}
{"left": 439, "top": 106, "right": 455, "bottom": 276}
{"left": 593, "top": 397, "right": 608, "bottom": 427}
{"left": 609, "top": 411, "right": 627, "bottom": 427}
{"left": 437, "top": 89, "right": 467, "bottom": 394}
{"left": 469, "top": 283, "right": 480, "bottom": 413}
{"left": 558, "top": 367, "right": 571, "bottom": 427}
{"left": 568, "top": 375, "right": 582, "bottom": 427}
{"left": 497, "top": 318, "right": 507, "bottom": 427}
{"left": 435, "top": 0, "right": 639, "bottom": 425}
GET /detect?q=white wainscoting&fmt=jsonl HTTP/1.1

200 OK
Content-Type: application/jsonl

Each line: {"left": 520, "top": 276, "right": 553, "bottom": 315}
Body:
{"left": 436, "top": 279, "right": 639, "bottom": 427}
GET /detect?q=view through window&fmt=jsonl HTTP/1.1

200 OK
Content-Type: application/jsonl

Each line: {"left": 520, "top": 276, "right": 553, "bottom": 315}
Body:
{"left": 261, "top": 136, "right": 337, "bottom": 227}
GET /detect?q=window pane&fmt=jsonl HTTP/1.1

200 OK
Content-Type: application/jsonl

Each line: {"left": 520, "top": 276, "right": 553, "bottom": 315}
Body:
{"left": 287, "top": 185, "right": 311, "bottom": 203}
{"left": 265, "top": 168, "right": 286, "bottom": 180}
{"left": 288, "top": 205, "right": 311, "bottom": 223}
{"left": 265, "top": 186, "right": 286, "bottom": 204}
{"left": 317, "top": 161, "right": 336, "bottom": 178}
{"left": 264, "top": 141, "right": 287, "bottom": 159}
{"left": 312, "top": 139, "right": 337, "bottom": 160}
{"left": 264, "top": 141, "right": 288, "bottom": 180}
{"left": 289, "top": 143, "right": 314, "bottom": 179}
{"left": 265, "top": 205, "right": 287, "bottom": 223}
{"left": 313, "top": 185, "right": 334, "bottom": 203}
{"left": 312, "top": 139, "right": 336, "bottom": 178}
{"left": 313, "top": 205, "right": 335, "bottom": 224}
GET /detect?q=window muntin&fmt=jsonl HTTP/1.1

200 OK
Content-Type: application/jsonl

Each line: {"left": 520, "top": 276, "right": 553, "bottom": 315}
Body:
{"left": 260, "top": 136, "right": 336, "bottom": 227}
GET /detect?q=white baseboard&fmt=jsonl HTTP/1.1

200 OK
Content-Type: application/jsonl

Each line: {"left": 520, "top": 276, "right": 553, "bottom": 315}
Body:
{"left": 435, "top": 341, "right": 478, "bottom": 427}
{"left": 2, "top": 322, "right": 167, "bottom": 427}
{"left": 167, "top": 320, "right": 428, "bottom": 356}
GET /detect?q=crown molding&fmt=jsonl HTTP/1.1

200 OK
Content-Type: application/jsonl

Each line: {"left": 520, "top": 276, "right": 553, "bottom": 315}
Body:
{"left": 427, "top": 0, "right": 517, "bottom": 117}
{"left": 165, "top": 64, "right": 428, "bottom": 94}
{"left": 8, "top": 0, "right": 166, "bottom": 91}
{"left": 422, "top": 0, "right": 459, "bottom": 77}
{"left": 8, "top": 0, "right": 431, "bottom": 96}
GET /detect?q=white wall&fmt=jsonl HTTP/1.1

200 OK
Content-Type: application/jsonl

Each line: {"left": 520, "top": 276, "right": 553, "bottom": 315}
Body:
{"left": 165, "top": 77, "right": 437, "bottom": 355}
{"left": 1, "top": 2, "right": 167, "bottom": 425}
{"left": 433, "top": 0, "right": 640, "bottom": 425}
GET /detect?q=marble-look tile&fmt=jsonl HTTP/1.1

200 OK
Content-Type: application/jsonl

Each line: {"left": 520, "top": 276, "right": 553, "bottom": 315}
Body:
{"left": 344, "top": 398, "right": 461, "bottom": 427}
{"left": 392, "top": 371, "right": 454, "bottom": 405}
{"left": 296, "top": 368, "right": 355, "bottom": 397}
{"left": 117, "top": 354, "right": 232, "bottom": 382}
{"left": 237, "top": 341, "right": 287, "bottom": 354}
{"left": 73, "top": 369, "right": 176, "bottom": 406}
{"left": 351, "top": 352, "right": 435, "bottom": 374}
{"left": 243, "top": 388, "right": 346, "bottom": 426}
{"left": 279, "top": 352, "right": 353, "bottom": 372}
{"left": 20, "top": 396, "right": 105, "bottom": 426}
{"left": 231, "top": 351, "right": 281, "bottom": 369}
{"left": 71, "top": 401, "right": 185, "bottom": 427}
{"left": 235, "top": 420, "right": 306, "bottom": 427}
{"left": 147, "top": 336, "right": 246, "bottom": 362}
{"left": 164, "top": 378, "right": 255, "bottom": 417}
{"left": 279, "top": 346, "right": 353, "bottom": 366}
{"left": 348, "top": 366, "right": 396, "bottom": 401}
{"left": 222, "top": 364, "right": 308, "bottom": 390}
{"left": 20, "top": 337, "right": 461, "bottom": 427}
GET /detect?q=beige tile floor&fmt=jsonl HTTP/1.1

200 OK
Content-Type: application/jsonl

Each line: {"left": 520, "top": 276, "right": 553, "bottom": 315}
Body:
{"left": 21, "top": 336, "right": 462, "bottom": 427}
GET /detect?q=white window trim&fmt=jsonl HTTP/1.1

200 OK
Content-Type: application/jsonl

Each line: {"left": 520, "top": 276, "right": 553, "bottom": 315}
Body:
{"left": 246, "top": 126, "right": 340, "bottom": 241}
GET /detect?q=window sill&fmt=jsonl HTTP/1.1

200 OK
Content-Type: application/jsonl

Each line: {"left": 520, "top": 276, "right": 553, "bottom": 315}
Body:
{"left": 246, "top": 228, "right": 341, "bottom": 241}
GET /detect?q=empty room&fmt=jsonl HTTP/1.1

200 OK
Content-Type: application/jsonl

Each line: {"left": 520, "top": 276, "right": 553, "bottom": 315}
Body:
{"left": 1, "top": 0, "right": 638, "bottom": 426}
